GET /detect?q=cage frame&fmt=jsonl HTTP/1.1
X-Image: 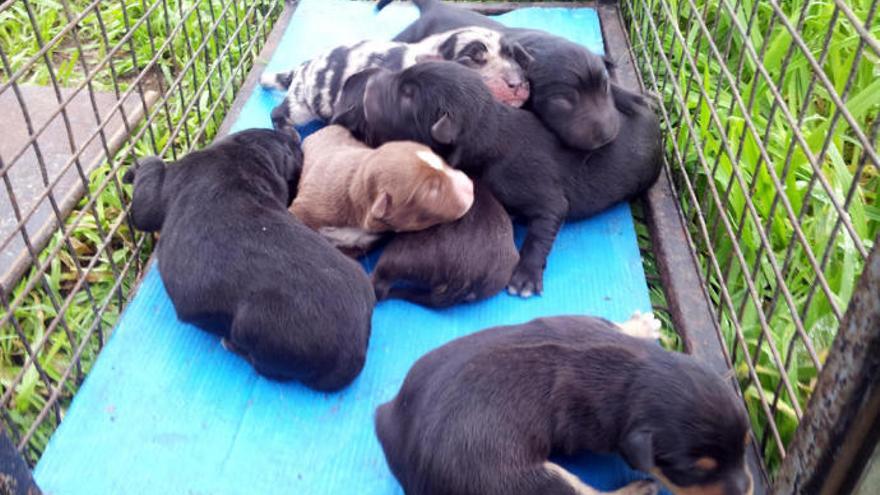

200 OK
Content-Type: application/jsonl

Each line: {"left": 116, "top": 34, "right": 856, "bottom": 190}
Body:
{"left": 0, "top": 1, "right": 878, "bottom": 494}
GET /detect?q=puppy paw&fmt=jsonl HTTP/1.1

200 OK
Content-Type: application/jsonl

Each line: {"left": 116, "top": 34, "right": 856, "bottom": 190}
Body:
{"left": 617, "top": 310, "right": 661, "bottom": 340}
{"left": 612, "top": 480, "right": 659, "bottom": 495}
{"left": 372, "top": 278, "right": 392, "bottom": 301}
{"left": 506, "top": 263, "right": 544, "bottom": 298}
{"left": 221, "top": 337, "right": 247, "bottom": 357}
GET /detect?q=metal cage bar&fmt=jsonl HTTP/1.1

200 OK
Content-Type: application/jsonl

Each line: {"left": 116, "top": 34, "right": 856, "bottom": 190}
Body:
{"left": 619, "top": 0, "right": 880, "bottom": 486}
{"left": 0, "top": 0, "right": 287, "bottom": 465}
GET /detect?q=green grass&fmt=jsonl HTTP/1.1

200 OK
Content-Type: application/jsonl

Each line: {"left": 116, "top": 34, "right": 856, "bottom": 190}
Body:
{"left": 0, "top": 0, "right": 284, "bottom": 463}
{"left": 624, "top": 0, "right": 878, "bottom": 473}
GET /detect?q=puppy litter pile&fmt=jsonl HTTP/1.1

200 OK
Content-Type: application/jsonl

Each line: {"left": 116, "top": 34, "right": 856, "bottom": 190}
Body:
{"left": 34, "top": 1, "right": 663, "bottom": 494}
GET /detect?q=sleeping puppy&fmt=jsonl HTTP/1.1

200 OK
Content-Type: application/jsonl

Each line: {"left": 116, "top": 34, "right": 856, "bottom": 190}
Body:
{"left": 123, "top": 128, "right": 375, "bottom": 392}
{"left": 372, "top": 182, "right": 517, "bottom": 307}
{"left": 290, "top": 125, "right": 474, "bottom": 254}
{"left": 330, "top": 68, "right": 382, "bottom": 143}
{"left": 375, "top": 313, "right": 754, "bottom": 495}
{"left": 375, "top": 0, "right": 619, "bottom": 151}
{"left": 261, "top": 26, "right": 532, "bottom": 131}
{"left": 340, "top": 61, "right": 661, "bottom": 297}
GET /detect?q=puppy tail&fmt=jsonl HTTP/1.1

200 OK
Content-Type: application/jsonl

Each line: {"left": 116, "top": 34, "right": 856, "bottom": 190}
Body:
{"left": 260, "top": 69, "right": 294, "bottom": 91}
{"left": 376, "top": 0, "right": 436, "bottom": 13}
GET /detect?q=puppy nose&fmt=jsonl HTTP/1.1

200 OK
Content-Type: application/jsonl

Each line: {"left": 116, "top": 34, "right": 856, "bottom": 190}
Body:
{"left": 506, "top": 77, "right": 526, "bottom": 90}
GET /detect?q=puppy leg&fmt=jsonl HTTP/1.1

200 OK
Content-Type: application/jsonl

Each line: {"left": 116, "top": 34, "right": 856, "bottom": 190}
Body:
{"left": 271, "top": 97, "right": 318, "bottom": 135}
{"left": 507, "top": 209, "right": 566, "bottom": 298}
{"left": 220, "top": 337, "right": 248, "bottom": 357}
{"left": 538, "top": 462, "right": 659, "bottom": 495}
{"left": 371, "top": 269, "right": 394, "bottom": 301}
{"left": 616, "top": 310, "right": 661, "bottom": 340}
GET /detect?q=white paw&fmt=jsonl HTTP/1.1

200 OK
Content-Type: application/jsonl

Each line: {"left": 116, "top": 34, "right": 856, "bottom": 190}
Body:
{"left": 614, "top": 479, "right": 660, "bottom": 495}
{"left": 617, "top": 310, "right": 661, "bottom": 340}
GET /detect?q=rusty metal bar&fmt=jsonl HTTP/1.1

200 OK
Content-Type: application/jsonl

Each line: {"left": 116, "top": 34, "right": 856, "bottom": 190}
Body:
{"left": 602, "top": 2, "right": 772, "bottom": 490}
{"left": 774, "top": 237, "right": 880, "bottom": 494}
{"left": 0, "top": 0, "right": 287, "bottom": 464}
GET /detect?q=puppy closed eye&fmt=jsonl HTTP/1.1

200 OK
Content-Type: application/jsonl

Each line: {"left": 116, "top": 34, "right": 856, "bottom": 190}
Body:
{"left": 457, "top": 41, "right": 488, "bottom": 67}
{"left": 400, "top": 82, "right": 417, "bottom": 100}
{"left": 548, "top": 95, "right": 575, "bottom": 113}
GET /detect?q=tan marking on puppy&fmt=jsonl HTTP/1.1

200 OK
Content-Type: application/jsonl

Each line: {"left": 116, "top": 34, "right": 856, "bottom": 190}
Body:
{"left": 290, "top": 126, "right": 474, "bottom": 253}
{"left": 617, "top": 310, "right": 662, "bottom": 340}
{"left": 695, "top": 457, "right": 719, "bottom": 471}
{"left": 544, "top": 462, "right": 659, "bottom": 495}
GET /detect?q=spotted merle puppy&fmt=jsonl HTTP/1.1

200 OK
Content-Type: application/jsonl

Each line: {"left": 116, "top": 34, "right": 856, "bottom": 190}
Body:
{"left": 376, "top": 0, "right": 620, "bottom": 151}
{"left": 261, "top": 26, "right": 532, "bottom": 132}
{"left": 375, "top": 313, "right": 754, "bottom": 495}
{"left": 343, "top": 61, "right": 661, "bottom": 297}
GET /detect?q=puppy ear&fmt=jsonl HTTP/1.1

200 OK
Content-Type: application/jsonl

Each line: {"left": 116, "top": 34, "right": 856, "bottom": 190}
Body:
{"left": 330, "top": 105, "right": 357, "bottom": 126}
{"left": 430, "top": 113, "right": 459, "bottom": 145}
{"left": 603, "top": 56, "right": 618, "bottom": 79}
{"left": 123, "top": 156, "right": 166, "bottom": 184}
{"left": 512, "top": 42, "right": 534, "bottom": 69}
{"left": 127, "top": 157, "right": 169, "bottom": 232}
{"left": 619, "top": 429, "right": 654, "bottom": 472}
{"left": 370, "top": 192, "right": 392, "bottom": 220}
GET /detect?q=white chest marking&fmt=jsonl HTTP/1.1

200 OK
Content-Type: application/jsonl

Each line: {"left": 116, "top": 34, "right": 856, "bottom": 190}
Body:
{"left": 318, "top": 226, "right": 382, "bottom": 250}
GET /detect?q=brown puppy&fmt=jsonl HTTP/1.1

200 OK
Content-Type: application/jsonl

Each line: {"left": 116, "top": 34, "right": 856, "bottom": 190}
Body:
{"left": 376, "top": 313, "right": 754, "bottom": 495}
{"left": 290, "top": 125, "right": 474, "bottom": 253}
{"left": 372, "top": 183, "right": 517, "bottom": 307}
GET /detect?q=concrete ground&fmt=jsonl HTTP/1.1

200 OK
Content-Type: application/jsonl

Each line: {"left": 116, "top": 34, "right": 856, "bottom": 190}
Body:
{"left": 0, "top": 85, "right": 149, "bottom": 291}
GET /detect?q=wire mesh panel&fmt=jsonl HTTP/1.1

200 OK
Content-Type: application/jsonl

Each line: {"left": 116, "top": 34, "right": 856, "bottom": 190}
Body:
{"left": 620, "top": 0, "right": 879, "bottom": 478}
{"left": 0, "top": 0, "right": 285, "bottom": 464}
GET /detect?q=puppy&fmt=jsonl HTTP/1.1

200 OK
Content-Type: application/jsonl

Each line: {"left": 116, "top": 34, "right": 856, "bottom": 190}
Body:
{"left": 123, "top": 129, "right": 375, "bottom": 392}
{"left": 376, "top": 0, "right": 619, "bottom": 151}
{"left": 290, "top": 125, "right": 474, "bottom": 254}
{"left": 339, "top": 61, "right": 661, "bottom": 297}
{"left": 375, "top": 313, "right": 754, "bottom": 495}
{"left": 372, "top": 182, "right": 518, "bottom": 307}
{"left": 261, "top": 26, "right": 532, "bottom": 131}
{"left": 330, "top": 67, "right": 382, "bottom": 143}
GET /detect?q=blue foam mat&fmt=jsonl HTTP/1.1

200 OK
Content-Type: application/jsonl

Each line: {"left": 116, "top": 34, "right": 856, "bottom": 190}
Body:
{"left": 34, "top": 1, "right": 667, "bottom": 493}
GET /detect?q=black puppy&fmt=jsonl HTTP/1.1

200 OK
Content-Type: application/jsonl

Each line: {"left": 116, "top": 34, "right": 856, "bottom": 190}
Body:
{"left": 123, "top": 128, "right": 375, "bottom": 391}
{"left": 375, "top": 314, "right": 754, "bottom": 495}
{"left": 330, "top": 67, "right": 381, "bottom": 143}
{"left": 372, "top": 183, "right": 518, "bottom": 308}
{"left": 342, "top": 61, "right": 661, "bottom": 296}
{"left": 376, "top": 0, "right": 619, "bottom": 151}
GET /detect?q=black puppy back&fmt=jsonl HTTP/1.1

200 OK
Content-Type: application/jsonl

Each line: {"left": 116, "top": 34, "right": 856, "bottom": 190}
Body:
{"left": 127, "top": 128, "right": 375, "bottom": 391}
